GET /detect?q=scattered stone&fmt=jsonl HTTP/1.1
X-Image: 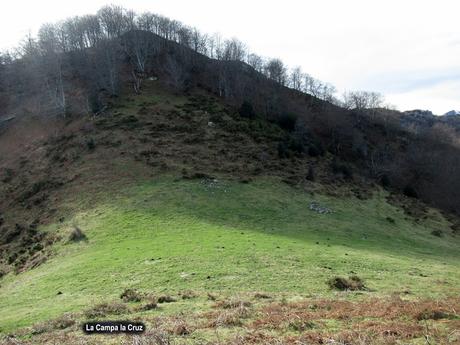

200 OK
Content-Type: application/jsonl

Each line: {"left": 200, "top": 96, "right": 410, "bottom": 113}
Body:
{"left": 309, "top": 202, "right": 332, "bottom": 214}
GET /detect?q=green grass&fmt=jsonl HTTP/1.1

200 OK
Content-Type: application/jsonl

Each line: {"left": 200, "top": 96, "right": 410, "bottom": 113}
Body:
{"left": 0, "top": 176, "right": 459, "bottom": 333}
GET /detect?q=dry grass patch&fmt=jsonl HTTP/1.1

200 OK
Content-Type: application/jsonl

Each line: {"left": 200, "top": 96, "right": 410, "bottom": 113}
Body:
{"left": 170, "top": 318, "right": 191, "bottom": 336}
{"left": 121, "top": 288, "right": 143, "bottom": 302}
{"left": 206, "top": 298, "right": 254, "bottom": 328}
{"left": 127, "top": 332, "right": 172, "bottom": 345}
{"left": 84, "top": 301, "right": 129, "bottom": 318}
{"left": 30, "top": 313, "right": 75, "bottom": 335}
{"left": 180, "top": 291, "right": 197, "bottom": 300}
{"left": 137, "top": 300, "right": 158, "bottom": 312}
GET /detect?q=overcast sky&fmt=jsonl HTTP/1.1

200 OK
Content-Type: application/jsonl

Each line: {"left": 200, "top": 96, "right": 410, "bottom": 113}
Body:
{"left": 1, "top": 0, "right": 459, "bottom": 114}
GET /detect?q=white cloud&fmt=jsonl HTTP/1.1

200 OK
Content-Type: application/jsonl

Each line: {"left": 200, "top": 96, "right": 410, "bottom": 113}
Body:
{"left": 1, "top": 0, "right": 459, "bottom": 113}
{"left": 387, "top": 80, "right": 460, "bottom": 115}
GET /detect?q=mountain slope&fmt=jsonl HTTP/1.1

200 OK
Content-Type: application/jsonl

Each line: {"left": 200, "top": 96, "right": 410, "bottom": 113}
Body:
{"left": 0, "top": 81, "right": 459, "bottom": 344}
{"left": 1, "top": 176, "right": 460, "bottom": 338}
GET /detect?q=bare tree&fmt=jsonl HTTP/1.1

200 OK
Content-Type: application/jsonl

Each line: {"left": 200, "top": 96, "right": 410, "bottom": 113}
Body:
{"left": 320, "top": 83, "right": 337, "bottom": 102}
{"left": 265, "top": 58, "right": 287, "bottom": 85}
{"left": 222, "top": 38, "right": 246, "bottom": 61}
{"left": 38, "top": 24, "right": 68, "bottom": 115}
{"left": 92, "top": 39, "right": 121, "bottom": 96}
{"left": 5, "top": 4, "right": 346, "bottom": 116}
{"left": 176, "top": 24, "right": 192, "bottom": 47}
{"left": 97, "top": 5, "right": 127, "bottom": 39}
{"left": 157, "top": 15, "right": 173, "bottom": 39}
{"left": 208, "top": 33, "right": 223, "bottom": 60}
{"left": 80, "top": 15, "right": 102, "bottom": 48}
{"left": 136, "top": 12, "right": 158, "bottom": 32}
{"left": 189, "top": 28, "right": 207, "bottom": 54}
{"left": 122, "top": 29, "right": 158, "bottom": 93}
{"left": 247, "top": 53, "right": 264, "bottom": 73}
{"left": 289, "top": 66, "right": 303, "bottom": 91}
{"left": 303, "top": 74, "right": 321, "bottom": 97}
{"left": 342, "top": 91, "right": 384, "bottom": 111}
{"left": 62, "top": 17, "right": 89, "bottom": 51}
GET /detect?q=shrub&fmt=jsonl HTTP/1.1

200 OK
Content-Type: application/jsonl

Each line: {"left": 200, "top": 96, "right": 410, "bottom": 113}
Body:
{"left": 277, "top": 135, "right": 305, "bottom": 158}
{"left": 84, "top": 302, "right": 128, "bottom": 318}
{"left": 1, "top": 168, "right": 14, "bottom": 183}
{"left": 451, "top": 222, "right": 460, "bottom": 235}
{"left": 288, "top": 320, "right": 315, "bottom": 332}
{"left": 239, "top": 101, "right": 256, "bottom": 119}
{"left": 172, "top": 320, "right": 190, "bottom": 336}
{"left": 209, "top": 113, "right": 222, "bottom": 124}
{"left": 431, "top": 230, "right": 443, "bottom": 237}
{"left": 277, "top": 112, "right": 298, "bottom": 131}
{"left": 157, "top": 295, "right": 176, "bottom": 303}
{"left": 137, "top": 300, "right": 158, "bottom": 311}
{"left": 209, "top": 299, "right": 252, "bottom": 328}
{"left": 308, "top": 145, "right": 321, "bottom": 157}
{"left": 416, "top": 310, "right": 453, "bottom": 320}
{"left": 208, "top": 310, "right": 243, "bottom": 327}
{"left": 386, "top": 217, "right": 395, "bottom": 224}
{"left": 328, "top": 276, "right": 366, "bottom": 291}
{"left": 0, "top": 265, "right": 7, "bottom": 278}
{"left": 68, "top": 226, "right": 87, "bottom": 243}
{"left": 120, "top": 288, "right": 142, "bottom": 302}
{"left": 331, "top": 159, "right": 353, "bottom": 179}
{"left": 403, "top": 185, "right": 418, "bottom": 198}
{"left": 289, "top": 136, "right": 304, "bottom": 153}
{"left": 380, "top": 174, "right": 391, "bottom": 188}
{"left": 88, "top": 91, "right": 103, "bottom": 114}
{"left": 51, "top": 314, "right": 75, "bottom": 330}
{"left": 277, "top": 142, "right": 290, "bottom": 158}
{"left": 306, "top": 166, "right": 315, "bottom": 182}
{"left": 342, "top": 165, "right": 353, "bottom": 179}
{"left": 217, "top": 299, "right": 251, "bottom": 309}
{"left": 86, "top": 138, "right": 96, "bottom": 151}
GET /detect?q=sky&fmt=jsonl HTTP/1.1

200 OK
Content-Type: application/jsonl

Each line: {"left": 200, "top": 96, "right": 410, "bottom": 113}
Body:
{"left": 1, "top": 0, "right": 459, "bottom": 114}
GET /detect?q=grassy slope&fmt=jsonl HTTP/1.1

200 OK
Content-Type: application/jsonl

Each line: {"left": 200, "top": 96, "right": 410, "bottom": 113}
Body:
{"left": 0, "top": 176, "right": 459, "bottom": 333}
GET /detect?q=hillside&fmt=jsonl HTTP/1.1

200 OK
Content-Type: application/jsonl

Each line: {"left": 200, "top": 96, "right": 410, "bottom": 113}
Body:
{"left": 0, "top": 80, "right": 459, "bottom": 344}
{"left": 2, "top": 28, "right": 460, "bottom": 218}
{"left": 1, "top": 6, "right": 460, "bottom": 344}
